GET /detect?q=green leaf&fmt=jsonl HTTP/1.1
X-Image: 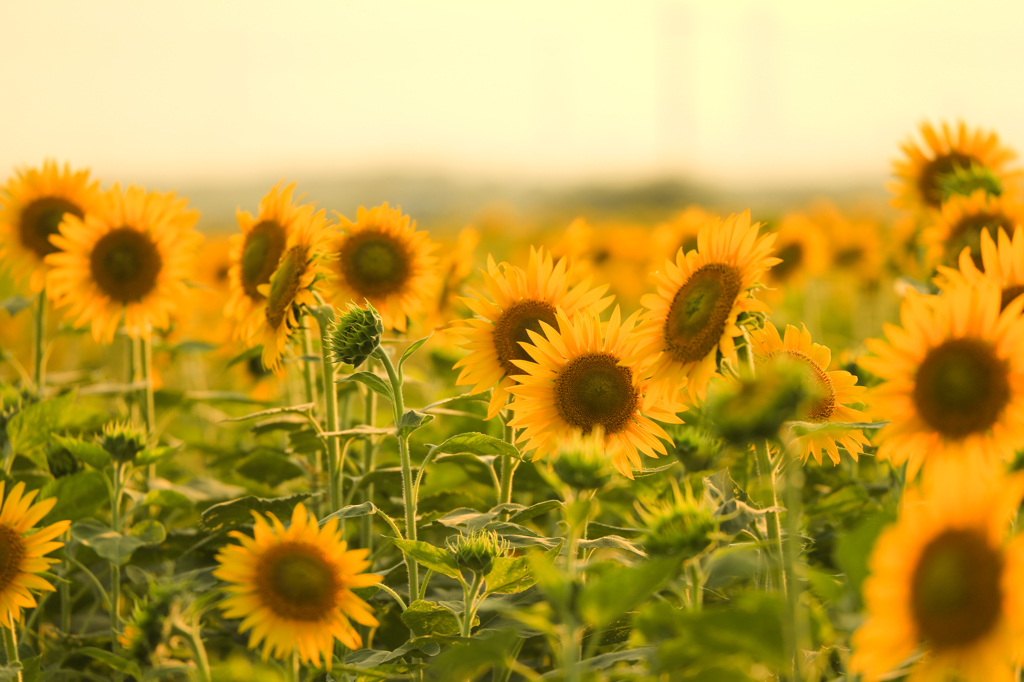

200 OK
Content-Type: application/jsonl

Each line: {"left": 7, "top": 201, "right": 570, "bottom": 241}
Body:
{"left": 199, "top": 492, "right": 318, "bottom": 532}
{"left": 633, "top": 461, "right": 679, "bottom": 478}
{"left": 319, "top": 501, "right": 377, "bottom": 525}
{"left": 417, "top": 629, "right": 519, "bottom": 679}
{"left": 485, "top": 556, "right": 535, "bottom": 594}
{"left": 6, "top": 391, "right": 77, "bottom": 461}
{"left": 130, "top": 519, "right": 167, "bottom": 545}
{"left": 142, "top": 489, "right": 193, "bottom": 510}
{"left": 391, "top": 539, "right": 461, "bottom": 579}
{"left": 507, "top": 499, "right": 564, "bottom": 524}
{"left": 806, "top": 484, "right": 875, "bottom": 517}
{"left": 339, "top": 371, "right": 394, "bottom": 405}
{"left": 225, "top": 345, "right": 263, "bottom": 369}
{"left": 400, "top": 599, "right": 463, "bottom": 637}
{"left": 75, "top": 646, "right": 142, "bottom": 677}
{"left": 220, "top": 403, "right": 314, "bottom": 423}
{"left": 0, "top": 663, "right": 22, "bottom": 682}
{"left": 71, "top": 519, "right": 165, "bottom": 565}
{"left": 579, "top": 647, "right": 654, "bottom": 672}
{"left": 398, "top": 334, "right": 432, "bottom": 370}
{"left": 714, "top": 499, "right": 782, "bottom": 537}
{"left": 577, "top": 535, "right": 647, "bottom": 556}
{"left": 236, "top": 451, "right": 305, "bottom": 486}
{"left": 429, "top": 432, "right": 521, "bottom": 460}
{"left": 51, "top": 434, "right": 109, "bottom": 469}
{"left": 40, "top": 470, "right": 108, "bottom": 525}
{"left": 577, "top": 556, "right": 681, "bottom": 628}
{"left": 0, "top": 295, "right": 31, "bottom": 317}
{"left": 834, "top": 512, "right": 895, "bottom": 602}
{"left": 397, "top": 409, "right": 434, "bottom": 437}
{"left": 135, "top": 443, "right": 183, "bottom": 466}
{"left": 172, "top": 340, "right": 218, "bottom": 354}
{"left": 251, "top": 414, "right": 309, "bottom": 436}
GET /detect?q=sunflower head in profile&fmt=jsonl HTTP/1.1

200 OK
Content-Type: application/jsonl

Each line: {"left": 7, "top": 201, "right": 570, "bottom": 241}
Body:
{"left": 507, "top": 306, "right": 682, "bottom": 479}
{"left": 861, "top": 280, "right": 1024, "bottom": 480}
{"left": 920, "top": 189, "right": 1024, "bottom": 269}
{"left": 936, "top": 226, "right": 1024, "bottom": 312}
{"left": 851, "top": 468, "right": 1024, "bottom": 681}
{"left": 637, "top": 210, "right": 779, "bottom": 403}
{"left": 213, "top": 503, "right": 382, "bottom": 670}
{"left": 0, "top": 481, "right": 71, "bottom": 628}
{"left": 891, "top": 120, "right": 1022, "bottom": 213}
{"left": 749, "top": 322, "right": 869, "bottom": 465}
{"left": 249, "top": 208, "right": 331, "bottom": 372}
{"left": 450, "top": 246, "right": 613, "bottom": 420}
{"left": 226, "top": 182, "right": 317, "bottom": 341}
{"left": 0, "top": 160, "right": 100, "bottom": 293}
{"left": 44, "top": 184, "right": 202, "bottom": 342}
{"left": 329, "top": 203, "right": 439, "bottom": 333}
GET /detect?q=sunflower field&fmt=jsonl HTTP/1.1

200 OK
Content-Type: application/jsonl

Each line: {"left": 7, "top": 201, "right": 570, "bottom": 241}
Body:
{"left": 0, "top": 121, "right": 1023, "bottom": 682}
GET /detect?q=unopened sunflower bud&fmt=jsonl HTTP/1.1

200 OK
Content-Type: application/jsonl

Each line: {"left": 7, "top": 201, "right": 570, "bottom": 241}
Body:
{"left": 669, "top": 425, "right": 722, "bottom": 473}
{"left": 45, "top": 443, "right": 81, "bottom": 479}
{"left": 446, "top": 530, "right": 509, "bottom": 576}
{"left": 329, "top": 302, "right": 383, "bottom": 368}
{"left": 101, "top": 421, "right": 146, "bottom": 464}
{"left": 937, "top": 162, "right": 1004, "bottom": 202}
{"left": 552, "top": 430, "right": 611, "bottom": 491}
{"left": 639, "top": 484, "right": 717, "bottom": 558}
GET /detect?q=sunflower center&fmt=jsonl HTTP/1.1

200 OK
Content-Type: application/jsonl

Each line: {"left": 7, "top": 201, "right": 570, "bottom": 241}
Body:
{"left": 771, "top": 242, "right": 805, "bottom": 281}
{"left": 555, "top": 352, "right": 638, "bottom": 436}
{"left": 18, "top": 197, "right": 84, "bottom": 258}
{"left": 1001, "top": 284, "right": 1024, "bottom": 311}
{"left": 950, "top": 215, "right": 1012, "bottom": 268}
{"left": 664, "top": 263, "right": 742, "bottom": 364}
{"left": 256, "top": 542, "right": 339, "bottom": 622}
{"left": 89, "top": 227, "right": 163, "bottom": 303}
{"left": 920, "top": 152, "right": 980, "bottom": 208}
{"left": 833, "top": 247, "right": 863, "bottom": 268}
{"left": 910, "top": 528, "right": 1003, "bottom": 650}
{"left": 0, "top": 525, "right": 26, "bottom": 593}
{"left": 493, "top": 300, "right": 559, "bottom": 376}
{"left": 265, "top": 246, "right": 308, "bottom": 330}
{"left": 678, "top": 236, "right": 699, "bottom": 256}
{"left": 912, "top": 338, "right": 1011, "bottom": 439}
{"left": 339, "top": 230, "right": 410, "bottom": 297}
{"left": 770, "top": 351, "right": 835, "bottom": 422}
{"left": 241, "top": 220, "right": 288, "bottom": 302}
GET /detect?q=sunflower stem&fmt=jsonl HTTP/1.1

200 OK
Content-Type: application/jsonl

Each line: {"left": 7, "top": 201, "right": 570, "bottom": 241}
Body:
{"left": 3, "top": 626, "right": 20, "bottom": 681}
{"left": 460, "top": 572, "right": 484, "bottom": 637}
{"left": 189, "top": 612, "right": 212, "bottom": 682}
{"left": 688, "top": 561, "right": 703, "bottom": 612}
{"left": 315, "top": 309, "right": 342, "bottom": 512}
{"left": 109, "top": 461, "right": 123, "bottom": 668}
{"left": 498, "top": 416, "right": 519, "bottom": 506}
{"left": 754, "top": 440, "right": 785, "bottom": 596}
{"left": 782, "top": 449, "right": 807, "bottom": 681}
{"left": 33, "top": 288, "right": 46, "bottom": 396}
{"left": 60, "top": 530, "right": 72, "bottom": 635}
{"left": 360, "top": 359, "right": 379, "bottom": 555}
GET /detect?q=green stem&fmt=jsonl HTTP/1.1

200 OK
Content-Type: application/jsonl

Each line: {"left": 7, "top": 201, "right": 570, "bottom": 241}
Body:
{"left": 33, "top": 288, "right": 46, "bottom": 395}
{"left": 498, "top": 418, "right": 518, "bottom": 505}
{"left": 376, "top": 583, "right": 407, "bottom": 612}
{"left": 3, "top": 627, "right": 20, "bottom": 682}
{"left": 110, "top": 463, "right": 123, "bottom": 663}
{"left": 301, "top": 322, "right": 318, "bottom": 407}
{"left": 360, "top": 361, "right": 379, "bottom": 555}
{"left": 461, "top": 573, "right": 484, "bottom": 637}
{"left": 754, "top": 440, "right": 785, "bottom": 595}
{"left": 688, "top": 562, "right": 703, "bottom": 612}
{"left": 189, "top": 615, "right": 212, "bottom": 682}
{"left": 60, "top": 531, "right": 72, "bottom": 634}
{"left": 317, "top": 311, "right": 342, "bottom": 512}
{"left": 493, "top": 637, "right": 525, "bottom": 682}
{"left": 782, "top": 450, "right": 806, "bottom": 681}
{"left": 140, "top": 338, "right": 156, "bottom": 436}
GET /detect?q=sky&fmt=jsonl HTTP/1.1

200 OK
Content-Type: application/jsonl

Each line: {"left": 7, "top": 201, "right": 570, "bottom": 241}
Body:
{"left": 3, "top": 0, "right": 1024, "bottom": 189}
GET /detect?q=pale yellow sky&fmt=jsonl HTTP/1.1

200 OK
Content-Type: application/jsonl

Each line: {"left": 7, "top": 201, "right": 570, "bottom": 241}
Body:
{"left": 3, "top": 0, "right": 1024, "bottom": 188}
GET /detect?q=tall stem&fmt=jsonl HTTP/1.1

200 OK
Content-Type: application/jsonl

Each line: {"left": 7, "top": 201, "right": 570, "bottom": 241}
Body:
{"left": 33, "top": 288, "right": 46, "bottom": 395}
{"left": 460, "top": 573, "right": 484, "bottom": 638}
{"left": 140, "top": 338, "right": 156, "bottom": 435}
{"left": 3, "top": 626, "right": 20, "bottom": 682}
{"left": 360, "top": 361, "right": 379, "bottom": 554}
{"left": 60, "top": 531, "right": 72, "bottom": 634}
{"left": 782, "top": 450, "right": 806, "bottom": 681}
{"left": 753, "top": 440, "right": 785, "bottom": 595}
{"left": 110, "top": 462, "right": 123, "bottom": 664}
{"left": 300, "top": 322, "right": 318, "bottom": 407}
{"left": 498, "top": 418, "right": 518, "bottom": 505}
{"left": 316, "top": 311, "right": 342, "bottom": 512}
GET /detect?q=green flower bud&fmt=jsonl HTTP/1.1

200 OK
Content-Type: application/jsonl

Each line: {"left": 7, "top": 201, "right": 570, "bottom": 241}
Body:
{"left": 329, "top": 302, "right": 384, "bottom": 368}
{"left": 668, "top": 425, "right": 722, "bottom": 473}
{"left": 101, "top": 421, "right": 146, "bottom": 464}
{"left": 446, "top": 530, "right": 509, "bottom": 576}
{"left": 45, "top": 443, "right": 81, "bottom": 479}
{"left": 552, "top": 429, "right": 612, "bottom": 491}
{"left": 639, "top": 484, "right": 717, "bottom": 559}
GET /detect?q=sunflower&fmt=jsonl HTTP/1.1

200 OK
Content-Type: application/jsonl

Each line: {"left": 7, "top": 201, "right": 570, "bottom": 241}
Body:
{"left": 891, "top": 121, "right": 1022, "bottom": 213}
{"left": 749, "top": 322, "right": 869, "bottom": 465}
{"left": 451, "top": 246, "right": 613, "bottom": 419}
{"left": 45, "top": 184, "right": 201, "bottom": 342}
{"left": 808, "top": 201, "right": 886, "bottom": 286}
{"left": 248, "top": 209, "right": 331, "bottom": 371}
{"left": 552, "top": 218, "right": 652, "bottom": 309}
{"left": 427, "top": 226, "right": 479, "bottom": 336}
{"left": 764, "top": 212, "right": 829, "bottom": 288}
{"left": 226, "top": 182, "right": 317, "bottom": 341}
{"left": 0, "top": 481, "right": 71, "bottom": 628}
{"left": 329, "top": 203, "right": 439, "bottom": 332}
{"left": 920, "top": 189, "right": 1024, "bottom": 268}
{"left": 860, "top": 280, "right": 1024, "bottom": 480}
{"left": 936, "top": 227, "right": 1024, "bottom": 311}
{"left": 651, "top": 205, "right": 715, "bottom": 264}
{"left": 507, "top": 306, "right": 682, "bottom": 478}
{"left": 0, "top": 160, "right": 100, "bottom": 293}
{"left": 213, "top": 502, "right": 381, "bottom": 670}
{"left": 850, "top": 468, "right": 1024, "bottom": 681}
{"left": 637, "top": 210, "right": 779, "bottom": 403}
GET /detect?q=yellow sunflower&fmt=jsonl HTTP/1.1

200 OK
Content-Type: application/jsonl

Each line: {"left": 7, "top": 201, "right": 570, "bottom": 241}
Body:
{"left": 45, "top": 184, "right": 201, "bottom": 342}
{"left": 860, "top": 280, "right": 1024, "bottom": 480}
{"left": 921, "top": 189, "right": 1024, "bottom": 268}
{"left": 637, "top": 210, "right": 779, "bottom": 403}
{"left": 749, "top": 322, "right": 869, "bottom": 465}
{"left": 936, "top": 226, "right": 1024, "bottom": 311}
{"left": 451, "top": 246, "right": 613, "bottom": 420}
{"left": 764, "top": 212, "right": 829, "bottom": 289}
{"left": 809, "top": 201, "right": 885, "bottom": 286}
{"left": 214, "top": 503, "right": 381, "bottom": 670}
{"left": 651, "top": 205, "right": 715, "bottom": 264}
{"left": 552, "top": 218, "right": 652, "bottom": 309}
{"left": 427, "top": 226, "right": 480, "bottom": 336}
{"left": 507, "top": 306, "right": 682, "bottom": 478}
{"left": 891, "top": 120, "right": 1022, "bottom": 213}
{"left": 0, "top": 160, "right": 100, "bottom": 293}
{"left": 226, "top": 182, "right": 317, "bottom": 341}
{"left": 851, "top": 467, "right": 1024, "bottom": 681}
{"left": 248, "top": 209, "right": 331, "bottom": 372}
{"left": 329, "top": 203, "right": 439, "bottom": 332}
{"left": 0, "top": 481, "right": 71, "bottom": 628}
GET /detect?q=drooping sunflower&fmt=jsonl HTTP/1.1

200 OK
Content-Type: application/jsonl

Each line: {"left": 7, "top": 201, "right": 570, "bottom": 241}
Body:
{"left": 936, "top": 226, "right": 1024, "bottom": 311}
{"left": 0, "top": 160, "right": 100, "bottom": 292}
{"left": 891, "top": 121, "right": 1022, "bottom": 213}
{"left": 248, "top": 209, "right": 331, "bottom": 371}
{"left": 637, "top": 210, "right": 779, "bottom": 403}
{"left": 451, "top": 246, "right": 613, "bottom": 419}
{"left": 0, "top": 481, "right": 71, "bottom": 628}
{"left": 860, "top": 280, "right": 1024, "bottom": 480}
{"left": 213, "top": 503, "right": 381, "bottom": 670}
{"left": 749, "top": 322, "right": 869, "bottom": 465}
{"left": 507, "top": 306, "right": 682, "bottom": 478}
{"left": 920, "top": 189, "right": 1024, "bottom": 268}
{"left": 225, "top": 182, "right": 317, "bottom": 341}
{"left": 45, "top": 184, "right": 202, "bottom": 342}
{"left": 329, "top": 203, "right": 439, "bottom": 332}
{"left": 850, "top": 468, "right": 1024, "bottom": 681}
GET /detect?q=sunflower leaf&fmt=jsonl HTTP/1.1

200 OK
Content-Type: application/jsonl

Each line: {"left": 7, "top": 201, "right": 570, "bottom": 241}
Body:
{"left": 401, "top": 599, "right": 465, "bottom": 637}
{"left": 319, "top": 501, "right": 377, "bottom": 526}
{"left": 398, "top": 334, "right": 433, "bottom": 371}
{"left": 485, "top": 556, "right": 535, "bottom": 595}
{"left": 398, "top": 409, "right": 434, "bottom": 437}
{"left": 0, "top": 295, "right": 31, "bottom": 317}
{"left": 219, "top": 403, "right": 315, "bottom": 423}
{"left": 392, "top": 539, "right": 461, "bottom": 579}
{"left": 199, "top": 492, "right": 319, "bottom": 532}
{"left": 39, "top": 470, "right": 108, "bottom": 526}
{"left": 51, "top": 434, "right": 110, "bottom": 469}
{"left": 74, "top": 647, "right": 141, "bottom": 678}
{"left": 428, "top": 432, "right": 521, "bottom": 460}
{"left": 340, "top": 371, "right": 395, "bottom": 405}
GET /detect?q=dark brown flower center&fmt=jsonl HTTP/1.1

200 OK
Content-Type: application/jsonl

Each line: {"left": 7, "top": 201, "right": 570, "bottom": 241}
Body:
{"left": 555, "top": 352, "right": 638, "bottom": 436}
{"left": 493, "top": 299, "right": 558, "bottom": 376}
{"left": 339, "top": 229, "right": 410, "bottom": 297}
{"left": 768, "top": 351, "right": 835, "bottom": 422}
{"left": 1001, "top": 284, "right": 1024, "bottom": 311}
{"left": 241, "top": 220, "right": 288, "bottom": 302}
{"left": 265, "top": 246, "right": 308, "bottom": 330}
{"left": 833, "top": 247, "right": 863, "bottom": 268}
{"left": 920, "top": 152, "right": 980, "bottom": 209}
{"left": 256, "top": 542, "right": 339, "bottom": 622}
{"left": 664, "top": 263, "right": 742, "bottom": 364}
{"left": 949, "top": 216, "right": 1013, "bottom": 268}
{"left": 0, "top": 525, "right": 26, "bottom": 593}
{"left": 913, "top": 338, "right": 1011, "bottom": 439}
{"left": 771, "top": 242, "right": 805, "bottom": 281}
{"left": 18, "top": 197, "right": 83, "bottom": 258}
{"left": 89, "top": 227, "right": 162, "bottom": 303}
{"left": 911, "top": 528, "right": 1003, "bottom": 650}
